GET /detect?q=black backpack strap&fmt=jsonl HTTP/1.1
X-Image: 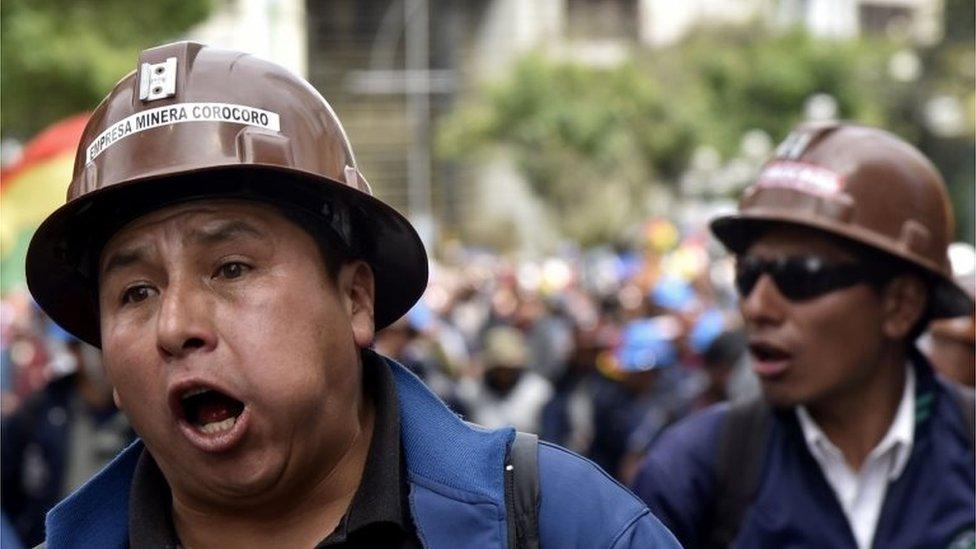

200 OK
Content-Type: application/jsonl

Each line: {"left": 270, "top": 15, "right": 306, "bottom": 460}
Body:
{"left": 707, "top": 397, "right": 772, "bottom": 549}
{"left": 505, "top": 431, "right": 540, "bottom": 549}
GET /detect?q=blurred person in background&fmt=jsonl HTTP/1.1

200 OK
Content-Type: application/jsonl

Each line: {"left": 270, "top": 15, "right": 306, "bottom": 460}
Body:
{"left": 924, "top": 272, "right": 975, "bottom": 387}
{"left": 540, "top": 318, "right": 615, "bottom": 455}
{"left": 590, "top": 316, "right": 695, "bottom": 482}
{"left": 373, "top": 307, "right": 468, "bottom": 415}
{"left": 2, "top": 331, "right": 132, "bottom": 546}
{"left": 923, "top": 243, "right": 976, "bottom": 388}
{"left": 648, "top": 275, "right": 699, "bottom": 319}
{"left": 1, "top": 297, "right": 53, "bottom": 417}
{"left": 516, "top": 294, "right": 574, "bottom": 384}
{"left": 457, "top": 326, "right": 553, "bottom": 433}
{"left": 687, "top": 309, "right": 755, "bottom": 409}
{"left": 632, "top": 122, "right": 975, "bottom": 548}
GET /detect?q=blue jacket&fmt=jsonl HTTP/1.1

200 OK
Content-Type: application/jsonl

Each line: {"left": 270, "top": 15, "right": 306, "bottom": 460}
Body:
{"left": 44, "top": 356, "right": 679, "bottom": 548}
{"left": 632, "top": 354, "right": 975, "bottom": 548}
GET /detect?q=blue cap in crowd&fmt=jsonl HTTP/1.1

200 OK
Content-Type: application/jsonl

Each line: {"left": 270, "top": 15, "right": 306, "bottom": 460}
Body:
{"left": 615, "top": 317, "right": 679, "bottom": 373}
{"left": 690, "top": 308, "right": 726, "bottom": 355}
{"left": 650, "top": 276, "right": 696, "bottom": 312}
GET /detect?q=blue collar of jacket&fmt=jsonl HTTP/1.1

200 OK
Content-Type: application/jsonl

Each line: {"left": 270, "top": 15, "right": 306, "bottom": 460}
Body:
{"left": 44, "top": 354, "right": 517, "bottom": 549}
{"left": 737, "top": 348, "right": 976, "bottom": 548}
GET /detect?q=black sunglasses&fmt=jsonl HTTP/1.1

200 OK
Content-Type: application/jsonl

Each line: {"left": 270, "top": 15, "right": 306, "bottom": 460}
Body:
{"left": 735, "top": 255, "right": 874, "bottom": 301}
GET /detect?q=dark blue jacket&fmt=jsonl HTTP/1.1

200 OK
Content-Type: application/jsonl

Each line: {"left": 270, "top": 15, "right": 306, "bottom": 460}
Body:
{"left": 44, "top": 356, "right": 679, "bottom": 548}
{"left": 1, "top": 374, "right": 132, "bottom": 547}
{"left": 632, "top": 354, "right": 975, "bottom": 548}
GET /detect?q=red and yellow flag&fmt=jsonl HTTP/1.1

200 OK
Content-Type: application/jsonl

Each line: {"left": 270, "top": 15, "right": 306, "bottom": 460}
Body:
{"left": 0, "top": 114, "right": 88, "bottom": 292}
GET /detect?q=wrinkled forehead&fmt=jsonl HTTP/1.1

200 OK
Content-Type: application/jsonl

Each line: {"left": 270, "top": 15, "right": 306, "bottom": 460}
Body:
{"left": 742, "top": 223, "right": 861, "bottom": 262}
{"left": 99, "top": 199, "right": 287, "bottom": 268}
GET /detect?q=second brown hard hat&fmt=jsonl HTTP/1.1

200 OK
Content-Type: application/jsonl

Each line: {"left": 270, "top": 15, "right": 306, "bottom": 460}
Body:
{"left": 25, "top": 41, "right": 428, "bottom": 347}
{"left": 711, "top": 121, "right": 973, "bottom": 319}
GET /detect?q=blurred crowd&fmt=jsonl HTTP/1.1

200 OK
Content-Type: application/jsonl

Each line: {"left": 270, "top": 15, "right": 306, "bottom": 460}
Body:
{"left": 374, "top": 221, "right": 763, "bottom": 486}
{"left": 1, "top": 292, "right": 134, "bottom": 545}
{"left": 1, "top": 217, "right": 973, "bottom": 546}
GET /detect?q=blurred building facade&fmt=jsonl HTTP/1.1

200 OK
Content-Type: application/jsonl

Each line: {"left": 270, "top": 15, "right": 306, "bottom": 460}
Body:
{"left": 164, "top": 0, "right": 957, "bottom": 253}
{"left": 295, "top": 0, "right": 950, "bottom": 251}
{"left": 185, "top": 0, "right": 308, "bottom": 77}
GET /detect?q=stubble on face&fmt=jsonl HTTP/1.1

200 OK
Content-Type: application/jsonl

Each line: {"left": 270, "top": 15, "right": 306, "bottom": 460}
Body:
{"left": 98, "top": 199, "right": 372, "bottom": 512}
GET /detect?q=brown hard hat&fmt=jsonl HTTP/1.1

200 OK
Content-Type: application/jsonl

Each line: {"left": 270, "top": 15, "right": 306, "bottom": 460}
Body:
{"left": 711, "top": 121, "right": 973, "bottom": 319}
{"left": 25, "top": 41, "right": 428, "bottom": 347}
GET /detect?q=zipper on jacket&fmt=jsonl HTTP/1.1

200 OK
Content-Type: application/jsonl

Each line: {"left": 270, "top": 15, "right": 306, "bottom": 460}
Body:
{"left": 504, "top": 454, "right": 518, "bottom": 548}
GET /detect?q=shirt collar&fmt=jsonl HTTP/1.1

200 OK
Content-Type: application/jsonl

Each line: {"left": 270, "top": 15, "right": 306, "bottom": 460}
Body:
{"left": 322, "top": 350, "right": 412, "bottom": 544}
{"left": 795, "top": 361, "right": 916, "bottom": 479}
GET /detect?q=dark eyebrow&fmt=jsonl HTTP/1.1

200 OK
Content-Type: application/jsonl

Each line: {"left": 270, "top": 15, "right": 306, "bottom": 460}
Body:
{"left": 185, "top": 220, "right": 267, "bottom": 246}
{"left": 100, "top": 220, "right": 267, "bottom": 280}
{"left": 100, "top": 245, "right": 152, "bottom": 280}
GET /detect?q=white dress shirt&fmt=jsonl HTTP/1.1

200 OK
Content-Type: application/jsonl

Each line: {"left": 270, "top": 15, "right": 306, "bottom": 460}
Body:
{"left": 795, "top": 364, "right": 915, "bottom": 549}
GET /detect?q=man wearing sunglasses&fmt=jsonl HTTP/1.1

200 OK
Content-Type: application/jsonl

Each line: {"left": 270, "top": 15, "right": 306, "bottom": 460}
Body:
{"left": 631, "top": 122, "right": 975, "bottom": 548}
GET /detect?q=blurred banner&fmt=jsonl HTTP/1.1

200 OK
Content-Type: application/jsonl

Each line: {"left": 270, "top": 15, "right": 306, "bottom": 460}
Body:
{"left": 0, "top": 114, "right": 88, "bottom": 292}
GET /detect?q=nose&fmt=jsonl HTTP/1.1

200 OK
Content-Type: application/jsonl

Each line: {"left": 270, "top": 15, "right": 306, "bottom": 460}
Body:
{"left": 739, "top": 274, "right": 787, "bottom": 328}
{"left": 156, "top": 278, "right": 217, "bottom": 360}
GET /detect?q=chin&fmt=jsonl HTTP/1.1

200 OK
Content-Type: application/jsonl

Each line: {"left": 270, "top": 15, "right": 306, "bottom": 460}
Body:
{"left": 185, "top": 453, "right": 285, "bottom": 502}
{"left": 759, "top": 383, "right": 803, "bottom": 409}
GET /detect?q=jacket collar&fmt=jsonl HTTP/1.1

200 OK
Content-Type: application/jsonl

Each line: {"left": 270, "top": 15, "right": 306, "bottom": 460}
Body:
{"left": 44, "top": 354, "right": 515, "bottom": 548}
{"left": 384, "top": 351, "right": 514, "bottom": 503}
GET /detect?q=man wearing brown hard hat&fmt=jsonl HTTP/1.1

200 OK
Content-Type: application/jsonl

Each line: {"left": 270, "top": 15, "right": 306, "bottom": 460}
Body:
{"left": 25, "top": 42, "right": 680, "bottom": 548}
{"left": 631, "top": 121, "right": 975, "bottom": 548}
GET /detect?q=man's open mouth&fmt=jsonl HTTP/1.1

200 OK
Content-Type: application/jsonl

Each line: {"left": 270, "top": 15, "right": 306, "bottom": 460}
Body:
{"left": 747, "top": 340, "right": 794, "bottom": 378}
{"left": 179, "top": 387, "right": 246, "bottom": 435}
{"left": 748, "top": 342, "right": 792, "bottom": 362}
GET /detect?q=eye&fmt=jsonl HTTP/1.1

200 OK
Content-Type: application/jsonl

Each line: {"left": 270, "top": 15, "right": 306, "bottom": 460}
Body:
{"left": 121, "top": 284, "right": 157, "bottom": 305}
{"left": 214, "top": 261, "right": 251, "bottom": 280}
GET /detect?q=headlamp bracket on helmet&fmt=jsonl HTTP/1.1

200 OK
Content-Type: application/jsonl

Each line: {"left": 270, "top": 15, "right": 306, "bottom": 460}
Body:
{"left": 26, "top": 42, "right": 430, "bottom": 346}
{"left": 139, "top": 57, "right": 177, "bottom": 102}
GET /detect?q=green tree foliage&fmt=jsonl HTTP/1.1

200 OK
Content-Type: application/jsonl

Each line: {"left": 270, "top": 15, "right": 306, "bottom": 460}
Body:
{"left": 661, "top": 28, "right": 894, "bottom": 157}
{"left": 1, "top": 0, "right": 213, "bottom": 139}
{"left": 915, "top": 0, "right": 975, "bottom": 242}
{"left": 439, "top": 27, "right": 973, "bottom": 245}
{"left": 440, "top": 55, "right": 699, "bottom": 244}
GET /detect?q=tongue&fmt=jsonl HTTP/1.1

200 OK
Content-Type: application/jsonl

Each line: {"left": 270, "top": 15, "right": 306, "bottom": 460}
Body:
{"left": 196, "top": 393, "right": 240, "bottom": 425}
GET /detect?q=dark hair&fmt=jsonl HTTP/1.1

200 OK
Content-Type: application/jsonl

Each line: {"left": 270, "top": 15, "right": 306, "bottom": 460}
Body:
{"left": 277, "top": 205, "right": 360, "bottom": 282}
{"left": 845, "top": 239, "right": 933, "bottom": 342}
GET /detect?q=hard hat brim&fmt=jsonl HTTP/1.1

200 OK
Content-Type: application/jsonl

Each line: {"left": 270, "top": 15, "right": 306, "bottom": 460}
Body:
{"left": 710, "top": 212, "right": 974, "bottom": 319}
{"left": 25, "top": 164, "right": 428, "bottom": 347}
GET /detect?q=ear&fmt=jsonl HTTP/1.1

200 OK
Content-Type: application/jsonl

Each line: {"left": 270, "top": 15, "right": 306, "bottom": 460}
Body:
{"left": 338, "top": 260, "right": 376, "bottom": 348}
{"left": 113, "top": 387, "right": 124, "bottom": 411}
{"left": 881, "top": 274, "right": 928, "bottom": 339}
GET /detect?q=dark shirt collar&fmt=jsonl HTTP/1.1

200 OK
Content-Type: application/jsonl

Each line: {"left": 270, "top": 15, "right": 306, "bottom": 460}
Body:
{"left": 129, "top": 448, "right": 178, "bottom": 548}
{"left": 128, "top": 350, "right": 411, "bottom": 546}
{"left": 320, "top": 350, "right": 412, "bottom": 545}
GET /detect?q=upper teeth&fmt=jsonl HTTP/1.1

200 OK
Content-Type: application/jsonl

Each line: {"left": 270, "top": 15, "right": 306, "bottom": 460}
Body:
{"left": 181, "top": 387, "right": 210, "bottom": 400}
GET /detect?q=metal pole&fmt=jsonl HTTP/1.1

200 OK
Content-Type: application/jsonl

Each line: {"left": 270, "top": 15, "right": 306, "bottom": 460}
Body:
{"left": 405, "top": 0, "right": 434, "bottom": 245}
